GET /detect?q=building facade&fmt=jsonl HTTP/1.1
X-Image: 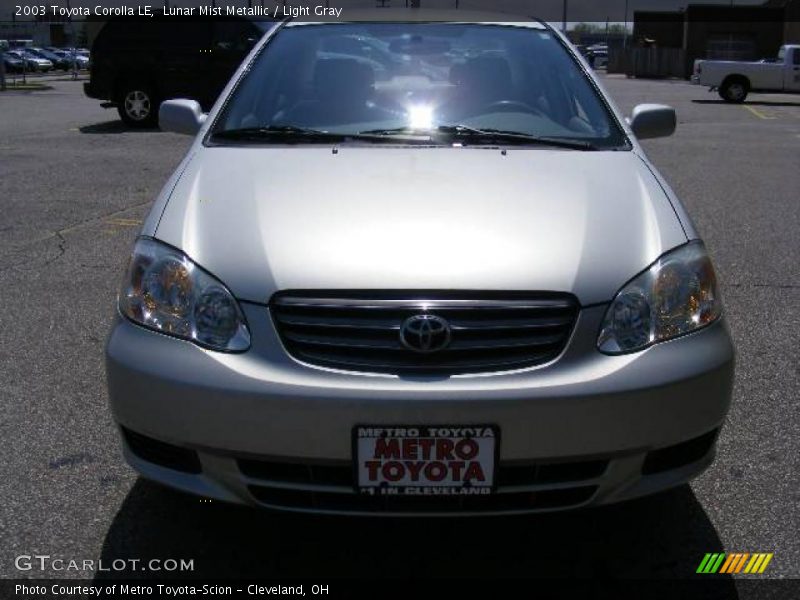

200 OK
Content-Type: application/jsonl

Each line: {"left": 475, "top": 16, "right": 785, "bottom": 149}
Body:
{"left": 633, "top": 0, "right": 798, "bottom": 77}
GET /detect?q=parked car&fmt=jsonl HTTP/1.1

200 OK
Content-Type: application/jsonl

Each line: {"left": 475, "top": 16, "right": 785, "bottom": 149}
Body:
{"left": 28, "top": 47, "right": 71, "bottom": 71}
{"left": 56, "top": 47, "right": 90, "bottom": 69}
{"left": 7, "top": 49, "right": 52, "bottom": 72}
{"left": 3, "top": 52, "right": 25, "bottom": 73}
{"left": 692, "top": 44, "right": 800, "bottom": 102}
{"left": 73, "top": 52, "right": 90, "bottom": 70}
{"left": 84, "top": 16, "right": 275, "bottom": 127}
{"left": 107, "top": 14, "right": 734, "bottom": 515}
{"left": 49, "top": 49, "right": 76, "bottom": 69}
{"left": 586, "top": 43, "right": 609, "bottom": 69}
{"left": 591, "top": 49, "right": 608, "bottom": 69}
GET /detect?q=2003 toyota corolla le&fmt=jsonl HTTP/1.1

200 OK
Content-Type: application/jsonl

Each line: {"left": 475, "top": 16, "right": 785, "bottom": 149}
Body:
{"left": 106, "top": 13, "right": 735, "bottom": 515}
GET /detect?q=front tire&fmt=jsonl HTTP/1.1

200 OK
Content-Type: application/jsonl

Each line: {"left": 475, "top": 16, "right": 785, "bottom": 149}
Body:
{"left": 719, "top": 78, "right": 749, "bottom": 103}
{"left": 117, "top": 84, "right": 159, "bottom": 128}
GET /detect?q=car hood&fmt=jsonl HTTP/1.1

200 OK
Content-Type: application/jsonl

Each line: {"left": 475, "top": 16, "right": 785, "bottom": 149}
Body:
{"left": 155, "top": 147, "right": 687, "bottom": 305}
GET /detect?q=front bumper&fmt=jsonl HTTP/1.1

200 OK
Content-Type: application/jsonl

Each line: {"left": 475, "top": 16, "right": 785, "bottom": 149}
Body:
{"left": 83, "top": 80, "right": 110, "bottom": 101}
{"left": 106, "top": 303, "right": 735, "bottom": 515}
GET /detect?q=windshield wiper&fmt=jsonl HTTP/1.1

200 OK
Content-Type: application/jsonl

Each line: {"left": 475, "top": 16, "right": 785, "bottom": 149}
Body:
{"left": 210, "top": 125, "right": 348, "bottom": 143}
{"left": 358, "top": 127, "right": 432, "bottom": 136}
{"left": 436, "top": 125, "right": 599, "bottom": 150}
{"left": 359, "top": 125, "right": 598, "bottom": 150}
{"left": 211, "top": 125, "right": 428, "bottom": 145}
{"left": 213, "top": 125, "right": 599, "bottom": 149}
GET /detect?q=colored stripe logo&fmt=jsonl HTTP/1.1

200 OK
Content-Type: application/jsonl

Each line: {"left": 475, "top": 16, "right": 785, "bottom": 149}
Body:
{"left": 697, "top": 553, "right": 773, "bottom": 574}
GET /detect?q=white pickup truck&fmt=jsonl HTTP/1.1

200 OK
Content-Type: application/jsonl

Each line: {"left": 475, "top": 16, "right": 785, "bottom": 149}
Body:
{"left": 692, "top": 44, "right": 800, "bottom": 102}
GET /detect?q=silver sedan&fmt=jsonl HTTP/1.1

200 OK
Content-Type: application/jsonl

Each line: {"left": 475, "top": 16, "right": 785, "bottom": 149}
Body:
{"left": 106, "top": 12, "right": 734, "bottom": 515}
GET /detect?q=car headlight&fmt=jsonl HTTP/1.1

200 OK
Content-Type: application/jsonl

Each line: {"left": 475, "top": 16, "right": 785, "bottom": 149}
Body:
{"left": 597, "top": 242, "right": 722, "bottom": 354}
{"left": 119, "top": 237, "right": 251, "bottom": 352}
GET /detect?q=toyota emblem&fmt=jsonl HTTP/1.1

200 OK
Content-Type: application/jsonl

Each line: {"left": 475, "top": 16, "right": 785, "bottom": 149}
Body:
{"left": 399, "top": 314, "right": 452, "bottom": 353}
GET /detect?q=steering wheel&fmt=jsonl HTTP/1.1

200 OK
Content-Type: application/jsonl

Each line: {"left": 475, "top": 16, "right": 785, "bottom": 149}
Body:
{"left": 481, "top": 100, "right": 543, "bottom": 116}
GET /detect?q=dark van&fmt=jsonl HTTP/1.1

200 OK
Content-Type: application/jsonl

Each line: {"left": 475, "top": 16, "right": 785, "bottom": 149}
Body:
{"left": 84, "top": 16, "right": 275, "bottom": 127}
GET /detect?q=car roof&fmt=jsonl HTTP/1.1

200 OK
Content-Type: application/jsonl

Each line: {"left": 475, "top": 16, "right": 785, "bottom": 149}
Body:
{"left": 285, "top": 9, "right": 546, "bottom": 28}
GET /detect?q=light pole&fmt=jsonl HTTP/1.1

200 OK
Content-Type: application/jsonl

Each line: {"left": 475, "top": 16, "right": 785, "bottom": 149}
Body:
{"left": 562, "top": 0, "right": 568, "bottom": 33}
{"left": 728, "top": 0, "right": 734, "bottom": 58}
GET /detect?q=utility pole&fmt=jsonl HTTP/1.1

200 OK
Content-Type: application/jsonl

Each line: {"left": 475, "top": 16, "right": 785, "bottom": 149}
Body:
{"left": 728, "top": 0, "right": 736, "bottom": 55}
{"left": 562, "top": 0, "right": 567, "bottom": 33}
{"left": 623, "top": 0, "right": 629, "bottom": 49}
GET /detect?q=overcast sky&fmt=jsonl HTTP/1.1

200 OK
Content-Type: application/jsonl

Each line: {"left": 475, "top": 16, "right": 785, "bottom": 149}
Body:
{"left": 0, "top": 0, "right": 768, "bottom": 23}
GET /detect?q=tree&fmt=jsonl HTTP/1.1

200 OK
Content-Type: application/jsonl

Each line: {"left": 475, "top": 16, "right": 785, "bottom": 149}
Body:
{"left": 573, "top": 23, "right": 601, "bottom": 34}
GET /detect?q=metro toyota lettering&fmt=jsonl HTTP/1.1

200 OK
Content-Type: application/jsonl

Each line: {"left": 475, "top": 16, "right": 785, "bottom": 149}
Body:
{"left": 374, "top": 437, "right": 480, "bottom": 461}
{"left": 365, "top": 459, "right": 485, "bottom": 483}
{"left": 357, "top": 427, "right": 494, "bottom": 438}
{"left": 364, "top": 437, "right": 487, "bottom": 483}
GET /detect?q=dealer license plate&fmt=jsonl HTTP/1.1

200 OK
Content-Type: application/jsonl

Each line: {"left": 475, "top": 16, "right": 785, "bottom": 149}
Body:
{"left": 354, "top": 425, "right": 498, "bottom": 496}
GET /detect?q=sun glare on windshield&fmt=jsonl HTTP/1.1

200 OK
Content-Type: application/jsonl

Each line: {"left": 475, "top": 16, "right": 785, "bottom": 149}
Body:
{"left": 407, "top": 104, "right": 435, "bottom": 129}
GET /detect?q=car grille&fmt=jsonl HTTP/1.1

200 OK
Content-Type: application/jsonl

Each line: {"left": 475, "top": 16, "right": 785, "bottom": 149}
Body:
{"left": 270, "top": 292, "right": 579, "bottom": 375}
{"left": 238, "top": 457, "right": 608, "bottom": 488}
{"left": 239, "top": 457, "right": 605, "bottom": 514}
{"left": 247, "top": 484, "right": 598, "bottom": 513}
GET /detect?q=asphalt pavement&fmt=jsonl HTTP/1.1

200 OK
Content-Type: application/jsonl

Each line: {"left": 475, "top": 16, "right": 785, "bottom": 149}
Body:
{"left": 0, "top": 75, "right": 798, "bottom": 587}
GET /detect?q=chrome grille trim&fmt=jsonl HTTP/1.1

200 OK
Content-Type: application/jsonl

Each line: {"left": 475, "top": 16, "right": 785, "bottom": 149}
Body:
{"left": 270, "top": 292, "right": 579, "bottom": 375}
{"left": 274, "top": 296, "right": 577, "bottom": 309}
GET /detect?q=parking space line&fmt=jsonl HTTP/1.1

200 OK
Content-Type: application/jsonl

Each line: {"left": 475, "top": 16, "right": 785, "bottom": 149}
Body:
{"left": 105, "top": 218, "right": 142, "bottom": 227}
{"left": 742, "top": 105, "right": 775, "bottom": 120}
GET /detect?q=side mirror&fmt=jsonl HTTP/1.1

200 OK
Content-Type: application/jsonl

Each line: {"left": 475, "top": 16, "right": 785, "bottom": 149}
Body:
{"left": 629, "top": 104, "right": 676, "bottom": 139}
{"left": 159, "top": 99, "right": 207, "bottom": 135}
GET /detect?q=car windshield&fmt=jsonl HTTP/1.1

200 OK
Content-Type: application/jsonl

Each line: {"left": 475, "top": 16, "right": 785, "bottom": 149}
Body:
{"left": 210, "top": 23, "right": 627, "bottom": 149}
